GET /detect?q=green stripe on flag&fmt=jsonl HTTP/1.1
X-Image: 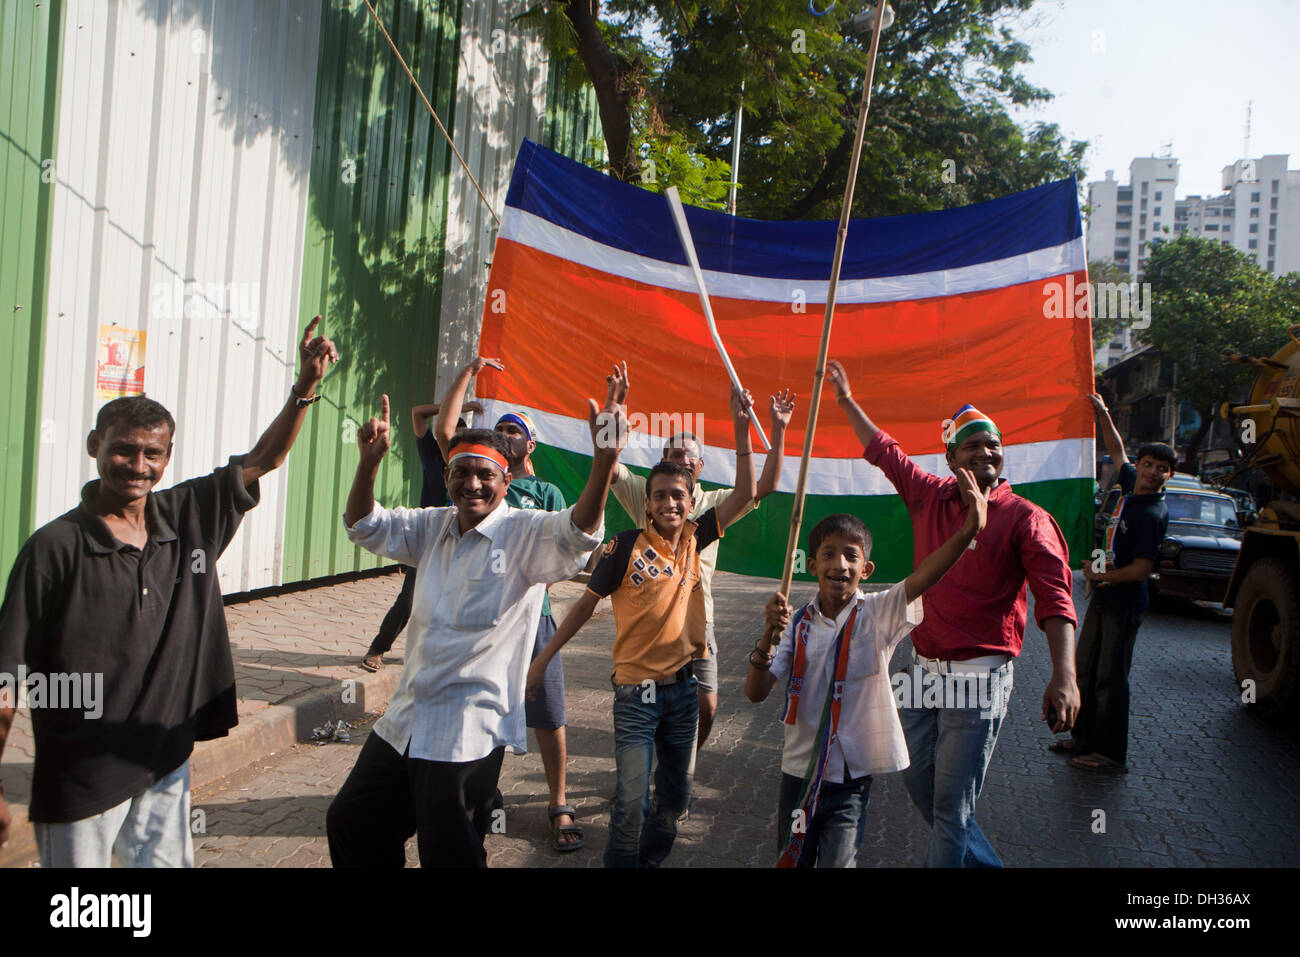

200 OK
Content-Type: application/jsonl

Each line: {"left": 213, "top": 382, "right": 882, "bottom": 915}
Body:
{"left": 530, "top": 444, "right": 1093, "bottom": 584}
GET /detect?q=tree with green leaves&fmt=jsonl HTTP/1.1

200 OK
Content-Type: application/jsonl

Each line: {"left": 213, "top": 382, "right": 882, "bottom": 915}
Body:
{"left": 523, "top": 1, "right": 1086, "bottom": 216}
{"left": 1139, "top": 236, "right": 1300, "bottom": 461}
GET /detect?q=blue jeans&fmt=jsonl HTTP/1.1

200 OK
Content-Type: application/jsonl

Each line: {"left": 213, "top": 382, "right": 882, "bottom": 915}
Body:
{"left": 35, "top": 760, "right": 193, "bottom": 868}
{"left": 604, "top": 676, "right": 698, "bottom": 868}
{"left": 776, "top": 772, "right": 873, "bottom": 868}
{"left": 900, "top": 659, "right": 1013, "bottom": 868}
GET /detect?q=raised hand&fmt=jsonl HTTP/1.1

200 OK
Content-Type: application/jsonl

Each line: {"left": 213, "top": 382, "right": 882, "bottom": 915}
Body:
{"left": 765, "top": 591, "right": 792, "bottom": 633}
{"left": 1089, "top": 393, "right": 1108, "bottom": 415}
{"left": 729, "top": 385, "right": 756, "bottom": 422}
{"left": 770, "top": 389, "right": 796, "bottom": 429}
{"left": 826, "top": 359, "right": 852, "bottom": 401}
{"left": 588, "top": 361, "right": 630, "bottom": 455}
{"left": 955, "top": 467, "right": 990, "bottom": 533}
{"left": 358, "top": 394, "right": 392, "bottom": 467}
{"left": 299, "top": 315, "right": 340, "bottom": 387}
{"left": 468, "top": 356, "right": 504, "bottom": 376}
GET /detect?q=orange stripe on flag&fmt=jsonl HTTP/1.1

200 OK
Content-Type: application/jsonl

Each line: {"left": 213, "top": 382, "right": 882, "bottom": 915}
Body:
{"left": 479, "top": 239, "right": 1094, "bottom": 457}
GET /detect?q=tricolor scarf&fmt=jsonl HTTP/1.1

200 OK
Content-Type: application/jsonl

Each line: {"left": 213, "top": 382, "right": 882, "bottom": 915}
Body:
{"left": 777, "top": 598, "right": 862, "bottom": 868}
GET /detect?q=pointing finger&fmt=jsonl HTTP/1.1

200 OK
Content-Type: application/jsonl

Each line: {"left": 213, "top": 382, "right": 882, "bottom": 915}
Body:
{"left": 302, "top": 315, "right": 320, "bottom": 348}
{"left": 380, "top": 394, "right": 390, "bottom": 423}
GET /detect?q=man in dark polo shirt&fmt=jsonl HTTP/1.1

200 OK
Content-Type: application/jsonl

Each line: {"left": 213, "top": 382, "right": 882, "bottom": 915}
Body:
{"left": 1054, "top": 394, "right": 1172, "bottom": 773}
{"left": 0, "top": 318, "right": 338, "bottom": 865}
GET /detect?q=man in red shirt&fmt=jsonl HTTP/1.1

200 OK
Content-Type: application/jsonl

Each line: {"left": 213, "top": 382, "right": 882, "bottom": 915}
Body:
{"left": 827, "top": 361, "right": 1080, "bottom": 867}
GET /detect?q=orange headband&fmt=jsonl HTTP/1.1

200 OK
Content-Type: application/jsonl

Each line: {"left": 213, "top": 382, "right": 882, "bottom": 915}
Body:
{"left": 448, "top": 444, "right": 510, "bottom": 475}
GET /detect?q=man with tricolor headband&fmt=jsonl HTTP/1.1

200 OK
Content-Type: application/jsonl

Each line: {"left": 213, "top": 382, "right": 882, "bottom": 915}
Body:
{"left": 827, "top": 360, "right": 1080, "bottom": 868}
{"left": 433, "top": 359, "right": 585, "bottom": 852}
{"left": 327, "top": 364, "right": 629, "bottom": 868}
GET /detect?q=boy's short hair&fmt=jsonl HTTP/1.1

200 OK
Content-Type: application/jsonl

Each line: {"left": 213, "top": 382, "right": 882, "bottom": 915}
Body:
{"left": 449, "top": 429, "right": 512, "bottom": 460}
{"left": 94, "top": 395, "right": 176, "bottom": 439}
{"left": 646, "top": 461, "right": 695, "bottom": 497}
{"left": 1135, "top": 443, "right": 1177, "bottom": 470}
{"left": 808, "top": 513, "right": 873, "bottom": 560}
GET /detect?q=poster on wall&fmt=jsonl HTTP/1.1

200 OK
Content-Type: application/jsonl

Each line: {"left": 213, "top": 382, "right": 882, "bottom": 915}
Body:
{"left": 96, "top": 325, "right": 146, "bottom": 399}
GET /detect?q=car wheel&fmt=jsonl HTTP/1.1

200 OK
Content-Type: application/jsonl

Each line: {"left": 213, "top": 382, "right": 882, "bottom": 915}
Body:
{"left": 1231, "top": 558, "right": 1300, "bottom": 717}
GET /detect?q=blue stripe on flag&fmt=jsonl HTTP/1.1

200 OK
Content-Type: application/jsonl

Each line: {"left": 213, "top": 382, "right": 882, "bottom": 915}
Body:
{"left": 505, "top": 140, "right": 1082, "bottom": 282}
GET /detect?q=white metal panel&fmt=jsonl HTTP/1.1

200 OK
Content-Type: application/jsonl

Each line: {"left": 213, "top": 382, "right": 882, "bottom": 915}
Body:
{"left": 435, "top": 0, "right": 551, "bottom": 399}
{"left": 36, "top": 0, "right": 322, "bottom": 593}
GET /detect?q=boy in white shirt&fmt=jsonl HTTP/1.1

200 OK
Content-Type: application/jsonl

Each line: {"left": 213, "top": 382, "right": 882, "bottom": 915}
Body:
{"left": 746, "top": 467, "right": 988, "bottom": 867}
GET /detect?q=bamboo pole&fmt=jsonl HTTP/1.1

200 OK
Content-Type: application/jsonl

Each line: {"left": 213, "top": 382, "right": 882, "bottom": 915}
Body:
{"left": 770, "top": 2, "right": 890, "bottom": 642}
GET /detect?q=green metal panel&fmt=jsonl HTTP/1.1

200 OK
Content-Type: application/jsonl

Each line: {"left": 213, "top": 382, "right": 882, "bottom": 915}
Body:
{"left": 542, "top": 57, "right": 603, "bottom": 166}
{"left": 284, "top": 0, "right": 462, "bottom": 583}
{"left": 0, "top": 0, "right": 62, "bottom": 581}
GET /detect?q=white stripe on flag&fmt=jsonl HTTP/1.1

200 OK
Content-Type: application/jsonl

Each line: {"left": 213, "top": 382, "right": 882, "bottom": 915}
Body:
{"left": 500, "top": 208, "right": 1086, "bottom": 305}
{"left": 477, "top": 399, "right": 1093, "bottom": 496}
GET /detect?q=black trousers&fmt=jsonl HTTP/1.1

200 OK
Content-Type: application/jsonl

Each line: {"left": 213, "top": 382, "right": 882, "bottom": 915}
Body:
{"left": 1071, "top": 599, "right": 1143, "bottom": 765}
{"left": 367, "top": 565, "right": 417, "bottom": 656}
{"left": 326, "top": 733, "right": 506, "bottom": 868}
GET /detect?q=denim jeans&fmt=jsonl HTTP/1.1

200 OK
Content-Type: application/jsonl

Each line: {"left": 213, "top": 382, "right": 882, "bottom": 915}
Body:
{"left": 900, "top": 659, "right": 1013, "bottom": 868}
{"left": 776, "top": 771, "right": 873, "bottom": 868}
{"left": 1072, "top": 599, "right": 1143, "bottom": 765}
{"left": 35, "top": 760, "right": 193, "bottom": 868}
{"left": 604, "top": 676, "right": 698, "bottom": 868}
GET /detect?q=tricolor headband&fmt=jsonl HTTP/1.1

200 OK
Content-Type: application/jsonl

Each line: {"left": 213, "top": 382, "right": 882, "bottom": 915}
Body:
{"left": 496, "top": 412, "right": 536, "bottom": 442}
{"left": 448, "top": 444, "right": 510, "bottom": 476}
{"left": 946, "top": 404, "right": 1001, "bottom": 451}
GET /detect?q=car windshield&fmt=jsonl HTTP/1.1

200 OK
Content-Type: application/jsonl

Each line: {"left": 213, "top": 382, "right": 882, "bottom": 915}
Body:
{"left": 1164, "top": 492, "right": 1238, "bottom": 527}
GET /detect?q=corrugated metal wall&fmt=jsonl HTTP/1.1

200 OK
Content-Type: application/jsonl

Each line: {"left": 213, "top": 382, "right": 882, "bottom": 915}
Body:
{"left": 432, "top": 0, "right": 554, "bottom": 397}
{"left": 0, "top": 0, "right": 62, "bottom": 582}
{"left": 2, "top": 0, "right": 602, "bottom": 591}
{"left": 284, "top": 0, "right": 462, "bottom": 582}
{"left": 35, "top": 0, "right": 322, "bottom": 593}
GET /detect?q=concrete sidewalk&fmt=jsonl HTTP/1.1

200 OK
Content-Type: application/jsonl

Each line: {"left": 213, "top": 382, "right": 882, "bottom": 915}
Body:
{"left": 0, "top": 569, "right": 599, "bottom": 867}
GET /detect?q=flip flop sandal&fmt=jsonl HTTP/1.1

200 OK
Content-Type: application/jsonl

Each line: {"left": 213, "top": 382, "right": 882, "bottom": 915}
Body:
{"left": 548, "top": 805, "right": 584, "bottom": 853}
{"left": 361, "top": 654, "right": 383, "bottom": 672}
{"left": 1070, "top": 753, "right": 1129, "bottom": 774}
{"left": 1049, "top": 739, "right": 1082, "bottom": 755}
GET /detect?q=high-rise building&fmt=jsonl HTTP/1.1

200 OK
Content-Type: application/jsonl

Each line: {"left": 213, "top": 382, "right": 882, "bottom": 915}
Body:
{"left": 1087, "top": 153, "right": 1300, "bottom": 369}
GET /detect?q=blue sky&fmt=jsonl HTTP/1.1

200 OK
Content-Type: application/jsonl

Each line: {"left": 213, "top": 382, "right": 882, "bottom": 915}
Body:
{"left": 1008, "top": 0, "right": 1300, "bottom": 197}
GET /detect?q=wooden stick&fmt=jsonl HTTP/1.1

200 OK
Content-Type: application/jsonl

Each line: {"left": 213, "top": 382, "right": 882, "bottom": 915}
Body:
{"left": 361, "top": 0, "right": 500, "bottom": 227}
{"left": 664, "top": 186, "right": 772, "bottom": 451}
{"left": 770, "top": 2, "right": 890, "bottom": 642}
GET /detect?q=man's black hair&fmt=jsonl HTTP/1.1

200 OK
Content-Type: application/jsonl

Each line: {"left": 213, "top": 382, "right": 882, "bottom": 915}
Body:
{"left": 808, "top": 513, "right": 873, "bottom": 560}
{"left": 94, "top": 395, "right": 175, "bottom": 440}
{"left": 1135, "top": 443, "right": 1177, "bottom": 470}
{"left": 646, "top": 460, "right": 695, "bottom": 497}
{"left": 448, "top": 428, "right": 512, "bottom": 460}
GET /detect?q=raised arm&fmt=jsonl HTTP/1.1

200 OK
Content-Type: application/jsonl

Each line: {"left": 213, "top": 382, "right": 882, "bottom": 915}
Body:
{"left": 745, "top": 592, "right": 790, "bottom": 702}
{"left": 571, "top": 362, "right": 630, "bottom": 534}
{"left": 903, "top": 468, "right": 988, "bottom": 603}
{"left": 412, "top": 400, "right": 482, "bottom": 438}
{"left": 345, "top": 394, "right": 391, "bottom": 527}
{"left": 756, "top": 390, "right": 795, "bottom": 501}
{"left": 242, "top": 316, "right": 340, "bottom": 483}
{"left": 434, "top": 358, "right": 503, "bottom": 458}
{"left": 525, "top": 590, "right": 600, "bottom": 701}
{"left": 1089, "top": 393, "right": 1127, "bottom": 467}
{"left": 715, "top": 386, "right": 759, "bottom": 530}
{"left": 827, "top": 359, "right": 880, "bottom": 448}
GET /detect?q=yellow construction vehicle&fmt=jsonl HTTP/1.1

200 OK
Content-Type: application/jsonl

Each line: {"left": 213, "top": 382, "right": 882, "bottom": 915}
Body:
{"left": 1221, "top": 327, "right": 1300, "bottom": 716}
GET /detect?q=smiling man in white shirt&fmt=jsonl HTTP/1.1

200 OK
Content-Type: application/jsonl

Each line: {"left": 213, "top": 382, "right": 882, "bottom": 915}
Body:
{"left": 326, "top": 365, "right": 629, "bottom": 867}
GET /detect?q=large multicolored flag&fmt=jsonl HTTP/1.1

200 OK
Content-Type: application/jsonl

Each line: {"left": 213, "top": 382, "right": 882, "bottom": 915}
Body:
{"left": 478, "top": 141, "right": 1094, "bottom": 582}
